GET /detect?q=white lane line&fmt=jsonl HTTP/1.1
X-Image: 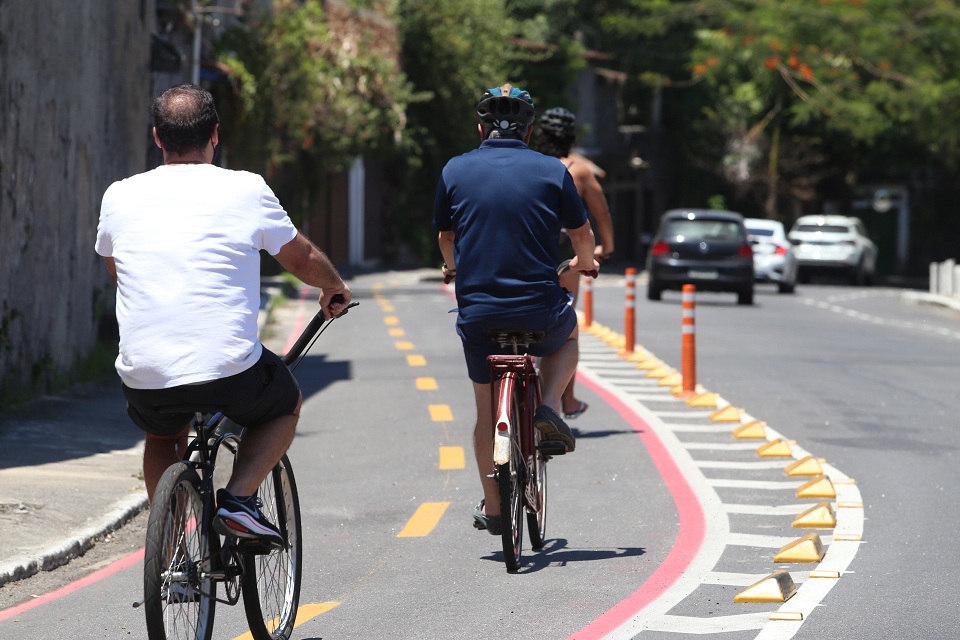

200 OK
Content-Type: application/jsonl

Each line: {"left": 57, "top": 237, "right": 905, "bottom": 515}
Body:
{"left": 641, "top": 612, "right": 770, "bottom": 634}
{"left": 666, "top": 423, "right": 738, "bottom": 433}
{"left": 683, "top": 442, "right": 761, "bottom": 450}
{"left": 595, "top": 375, "right": 661, "bottom": 384}
{"left": 723, "top": 503, "right": 810, "bottom": 516}
{"left": 704, "top": 571, "right": 811, "bottom": 587}
{"left": 708, "top": 479, "right": 803, "bottom": 490}
{"left": 650, "top": 410, "right": 716, "bottom": 419}
{"left": 727, "top": 532, "right": 804, "bottom": 548}
{"left": 697, "top": 460, "right": 789, "bottom": 470}
{"left": 727, "top": 532, "right": 836, "bottom": 548}
{"left": 629, "top": 394, "right": 683, "bottom": 403}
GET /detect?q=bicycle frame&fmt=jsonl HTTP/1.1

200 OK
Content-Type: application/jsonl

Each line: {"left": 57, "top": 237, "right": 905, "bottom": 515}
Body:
{"left": 488, "top": 355, "right": 543, "bottom": 509}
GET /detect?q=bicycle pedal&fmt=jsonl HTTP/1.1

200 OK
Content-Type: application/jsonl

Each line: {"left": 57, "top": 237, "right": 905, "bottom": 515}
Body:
{"left": 233, "top": 536, "right": 285, "bottom": 555}
{"left": 537, "top": 440, "right": 568, "bottom": 456}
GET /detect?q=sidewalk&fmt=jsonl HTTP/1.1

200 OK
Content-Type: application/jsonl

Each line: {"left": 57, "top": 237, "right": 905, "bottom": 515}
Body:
{"left": 0, "top": 277, "right": 292, "bottom": 588}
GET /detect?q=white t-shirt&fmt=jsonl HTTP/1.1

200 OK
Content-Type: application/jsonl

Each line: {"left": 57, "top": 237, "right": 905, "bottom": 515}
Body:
{"left": 96, "top": 164, "right": 297, "bottom": 389}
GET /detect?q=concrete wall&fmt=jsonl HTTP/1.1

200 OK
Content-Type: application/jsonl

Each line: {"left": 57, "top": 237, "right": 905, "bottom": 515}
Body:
{"left": 0, "top": 1, "right": 153, "bottom": 401}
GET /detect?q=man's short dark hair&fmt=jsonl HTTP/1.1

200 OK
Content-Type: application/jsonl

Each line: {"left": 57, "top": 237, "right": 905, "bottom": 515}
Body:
{"left": 151, "top": 84, "right": 219, "bottom": 155}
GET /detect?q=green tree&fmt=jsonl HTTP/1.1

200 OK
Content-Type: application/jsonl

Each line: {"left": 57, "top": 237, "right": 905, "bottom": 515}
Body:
{"left": 393, "top": 0, "right": 523, "bottom": 262}
{"left": 214, "top": 0, "right": 415, "bottom": 225}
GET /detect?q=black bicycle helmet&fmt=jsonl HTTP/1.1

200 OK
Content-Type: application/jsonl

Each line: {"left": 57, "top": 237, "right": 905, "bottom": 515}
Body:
{"left": 477, "top": 83, "right": 536, "bottom": 134}
{"left": 539, "top": 107, "right": 576, "bottom": 137}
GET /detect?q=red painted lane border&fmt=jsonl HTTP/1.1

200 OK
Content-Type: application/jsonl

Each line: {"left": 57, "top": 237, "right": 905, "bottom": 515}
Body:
{"left": 567, "top": 372, "right": 706, "bottom": 639}
{"left": 0, "top": 548, "right": 145, "bottom": 621}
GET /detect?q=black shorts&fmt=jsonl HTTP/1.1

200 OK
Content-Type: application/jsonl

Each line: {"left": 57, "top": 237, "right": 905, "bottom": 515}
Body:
{"left": 122, "top": 347, "right": 301, "bottom": 437}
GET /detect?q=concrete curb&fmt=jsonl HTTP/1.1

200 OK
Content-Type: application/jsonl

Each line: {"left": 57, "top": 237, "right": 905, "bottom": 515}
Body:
{"left": 0, "top": 491, "right": 147, "bottom": 587}
{"left": 902, "top": 290, "right": 960, "bottom": 313}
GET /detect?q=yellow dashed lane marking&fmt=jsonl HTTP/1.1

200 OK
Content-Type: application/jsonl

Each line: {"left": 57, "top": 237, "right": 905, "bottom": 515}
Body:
{"left": 429, "top": 404, "right": 453, "bottom": 421}
{"left": 389, "top": 328, "right": 405, "bottom": 337}
{"left": 395, "top": 341, "right": 415, "bottom": 351}
{"left": 380, "top": 305, "right": 395, "bottom": 312}
{"left": 396, "top": 502, "right": 449, "bottom": 537}
{"left": 384, "top": 316, "right": 399, "bottom": 326}
{"left": 416, "top": 377, "right": 438, "bottom": 390}
{"left": 232, "top": 602, "right": 340, "bottom": 639}
{"left": 407, "top": 355, "right": 426, "bottom": 366}
{"left": 439, "top": 446, "right": 465, "bottom": 470}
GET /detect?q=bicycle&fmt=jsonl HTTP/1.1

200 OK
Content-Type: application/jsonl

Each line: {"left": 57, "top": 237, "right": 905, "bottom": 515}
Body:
{"left": 141, "top": 298, "right": 357, "bottom": 640}
{"left": 486, "top": 330, "right": 568, "bottom": 572}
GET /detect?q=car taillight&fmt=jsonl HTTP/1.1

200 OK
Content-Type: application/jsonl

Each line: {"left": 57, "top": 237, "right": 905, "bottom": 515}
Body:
{"left": 775, "top": 245, "right": 788, "bottom": 256}
{"left": 738, "top": 244, "right": 753, "bottom": 258}
{"left": 651, "top": 241, "right": 670, "bottom": 256}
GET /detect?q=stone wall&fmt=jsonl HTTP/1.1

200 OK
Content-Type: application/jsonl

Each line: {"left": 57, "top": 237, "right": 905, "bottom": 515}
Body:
{"left": 0, "top": 1, "right": 153, "bottom": 401}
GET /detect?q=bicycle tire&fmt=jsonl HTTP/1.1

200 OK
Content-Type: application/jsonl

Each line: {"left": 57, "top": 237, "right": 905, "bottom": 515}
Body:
{"left": 498, "top": 386, "right": 524, "bottom": 571}
{"left": 526, "top": 425, "right": 548, "bottom": 549}
{"left": 241, "top": 454, "right": 303, "bottom": 640}
{"left": 144, "top": 462, "right": 217, "bottom": 640}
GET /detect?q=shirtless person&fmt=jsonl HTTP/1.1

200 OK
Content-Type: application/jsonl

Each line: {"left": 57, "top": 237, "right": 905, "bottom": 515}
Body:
{"left": 535, "top": 107, "right": 615, "bottom": 419}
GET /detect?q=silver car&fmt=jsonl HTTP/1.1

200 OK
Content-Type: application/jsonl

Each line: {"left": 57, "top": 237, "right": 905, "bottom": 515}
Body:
{"left": 745, "top": 218, "right": 797, "bottom": 294}
{"left": 788, "top": 214, "right": 878, "bottom": 285}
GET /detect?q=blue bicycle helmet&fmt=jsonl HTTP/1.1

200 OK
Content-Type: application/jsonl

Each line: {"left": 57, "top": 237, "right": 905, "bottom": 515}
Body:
{"left": 477, "top": 84, "right": 536, "bottom": 135}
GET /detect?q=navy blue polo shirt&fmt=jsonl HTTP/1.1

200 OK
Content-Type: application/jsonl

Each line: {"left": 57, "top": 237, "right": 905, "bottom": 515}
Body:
{"left": 433, "top": 138, "right": 588, "bottom": 323}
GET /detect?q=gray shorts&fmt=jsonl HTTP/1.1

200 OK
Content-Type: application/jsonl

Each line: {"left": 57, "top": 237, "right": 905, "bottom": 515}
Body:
{"left": 122, "top": 347, "right": 301, "bottom": 436}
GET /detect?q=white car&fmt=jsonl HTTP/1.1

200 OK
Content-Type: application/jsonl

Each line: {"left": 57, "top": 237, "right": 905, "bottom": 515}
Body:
{"left": 744, "top": 218, "right": 797, "bottom": 294}
{"left": 788, "top": 214, "right": 878, "bottom": 285}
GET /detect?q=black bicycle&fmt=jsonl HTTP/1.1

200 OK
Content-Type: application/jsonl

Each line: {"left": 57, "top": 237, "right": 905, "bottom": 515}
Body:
{"left": 142, "top": 300, "right": 357, "bottom": 640}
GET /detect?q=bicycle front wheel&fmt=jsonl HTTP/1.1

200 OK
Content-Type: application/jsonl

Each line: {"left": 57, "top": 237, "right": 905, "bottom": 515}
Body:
{"left": 144, "top": 462, "right": 216, "bottom": 640}
{"left": 241, "top": 454, "right": 303, "bottom": 640}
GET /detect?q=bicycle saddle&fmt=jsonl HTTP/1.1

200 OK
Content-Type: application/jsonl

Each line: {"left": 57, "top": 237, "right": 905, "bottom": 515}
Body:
{"left": 488, "top": 330, "right": 546, "bottom": 349}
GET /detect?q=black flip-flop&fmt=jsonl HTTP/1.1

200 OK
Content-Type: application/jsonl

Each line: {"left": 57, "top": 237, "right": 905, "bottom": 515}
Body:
{"left": 563, "top": 401, "right": 589, "bottom": 419}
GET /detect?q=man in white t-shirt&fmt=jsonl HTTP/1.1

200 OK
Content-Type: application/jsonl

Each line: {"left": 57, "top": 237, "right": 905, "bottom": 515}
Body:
{"left": 96, "top": 84, "right": 351, "bottom": 546}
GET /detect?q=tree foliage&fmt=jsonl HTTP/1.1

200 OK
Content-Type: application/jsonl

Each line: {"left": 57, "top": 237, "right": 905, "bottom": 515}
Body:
{"left": 215, "top": 0, "right": 415, "bottom": 178}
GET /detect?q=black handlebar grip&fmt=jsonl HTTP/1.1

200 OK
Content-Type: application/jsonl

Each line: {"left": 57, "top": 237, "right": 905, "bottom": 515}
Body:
{"left": 282, "top": 310, "right": 327, "bottom": 366}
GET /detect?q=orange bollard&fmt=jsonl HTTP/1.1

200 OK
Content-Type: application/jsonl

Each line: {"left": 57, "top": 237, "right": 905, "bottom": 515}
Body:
{"left": 679, "top": 284, "right": 697, "bottom": 396}
{"left": 582, "top": 274, "right": 593, "bottom": 327}
{"left": 623, "top": 268, "right": 637, "bottom": 354}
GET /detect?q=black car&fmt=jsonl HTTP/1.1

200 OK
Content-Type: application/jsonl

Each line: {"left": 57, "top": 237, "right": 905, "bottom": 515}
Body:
{"left": 645, "top": 209, "right": 755, "bottom": 305}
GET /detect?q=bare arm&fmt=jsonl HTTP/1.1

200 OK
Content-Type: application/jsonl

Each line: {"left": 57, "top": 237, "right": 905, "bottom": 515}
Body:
{"left": 565, "top": 221, "right": 599, "bottom": 277}
{"left": 438, "top": 230, "right": 456, "bottom": 283}
{"left": 274, "top": 231, "right": 352, "bottom": 319}
{"left": 103, "top": 257, "right": 118, "bottom": 287}
{"left": 570, "top": 164, "right": 614, "bottom": 261}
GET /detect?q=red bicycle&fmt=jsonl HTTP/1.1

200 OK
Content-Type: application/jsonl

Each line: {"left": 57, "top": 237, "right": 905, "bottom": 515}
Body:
{"left": 486, "top": 330, "right": 567, "bottom": 572}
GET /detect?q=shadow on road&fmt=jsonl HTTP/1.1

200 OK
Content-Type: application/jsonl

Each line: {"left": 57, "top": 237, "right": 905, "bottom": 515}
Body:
{"left": 482, "top": 538, "right": 646, "bottom": 573}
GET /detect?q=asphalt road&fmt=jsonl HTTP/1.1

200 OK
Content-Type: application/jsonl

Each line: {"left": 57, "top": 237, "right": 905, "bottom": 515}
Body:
{"left": 1, "top": 271, "right": 958, "bottom": 639}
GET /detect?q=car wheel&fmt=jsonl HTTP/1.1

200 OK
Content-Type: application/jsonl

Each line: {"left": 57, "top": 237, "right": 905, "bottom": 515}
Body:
{"left": 647, "top": 285, "right": 662, "bottom": 301}
{"left": 850, "top": 260, "right": 865, "bottom": 286}
{"left": 778, "top": 281, "right": 795, "bottom": 294}
{"left": 737, "top": 287, "right": 754, "bottom": 305}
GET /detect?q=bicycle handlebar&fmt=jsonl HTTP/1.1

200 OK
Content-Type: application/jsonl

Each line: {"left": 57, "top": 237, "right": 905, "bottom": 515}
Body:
{"left": 282, "top": 296, "right": 358, "bottom": 368}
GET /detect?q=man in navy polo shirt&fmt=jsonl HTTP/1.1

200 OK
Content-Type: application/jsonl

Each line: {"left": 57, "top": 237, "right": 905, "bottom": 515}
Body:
{"left": 433, "top": 84, "right": 599, "bottom": 535}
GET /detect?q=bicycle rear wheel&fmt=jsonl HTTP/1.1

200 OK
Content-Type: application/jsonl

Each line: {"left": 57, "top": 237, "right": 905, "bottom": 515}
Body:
{"left": 144, "top": 462, "right": 216, "bottom": 640}
{"left": 241, "top": 454, "right": 303, "bottom": 640}
{"left": 497, "top": 386, "right": 524, "bottom": 571}
{"left": 526, "top": 426, "right": 548, "bottom": 549}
